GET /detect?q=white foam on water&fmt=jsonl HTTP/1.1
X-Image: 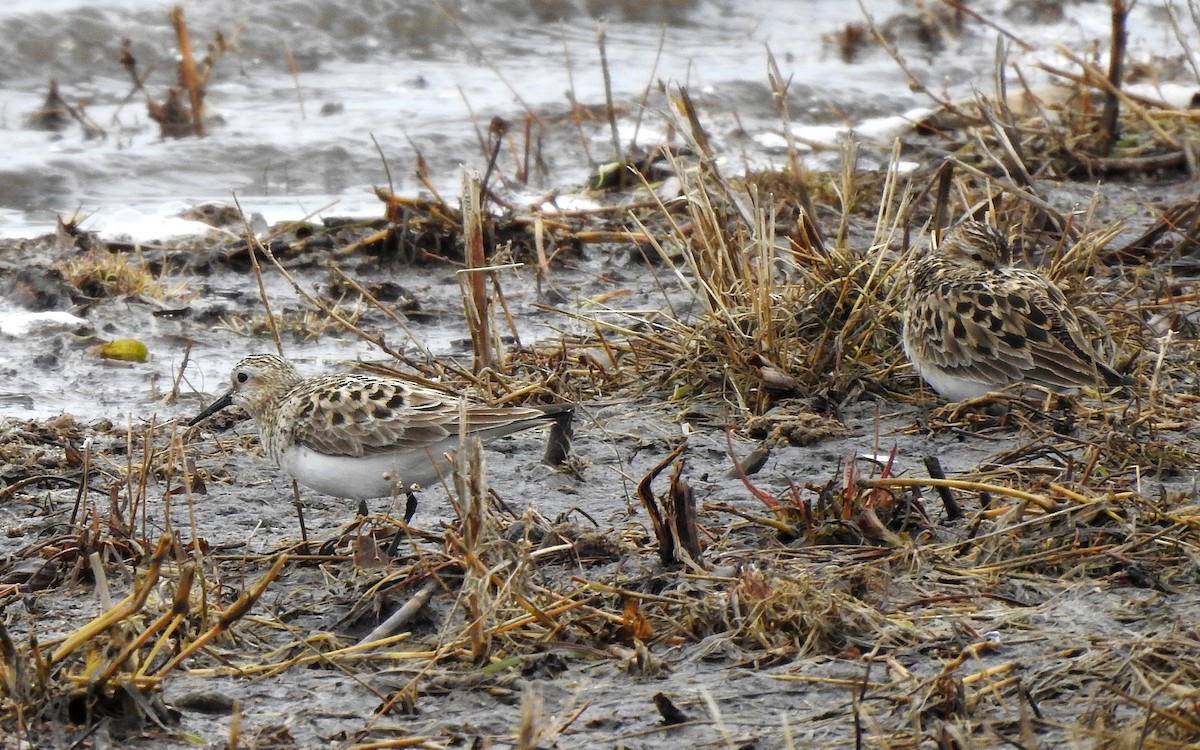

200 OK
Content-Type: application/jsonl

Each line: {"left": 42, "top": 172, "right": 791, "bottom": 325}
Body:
{"left": 0, "top": 310, "right": 88, "bottom": 337}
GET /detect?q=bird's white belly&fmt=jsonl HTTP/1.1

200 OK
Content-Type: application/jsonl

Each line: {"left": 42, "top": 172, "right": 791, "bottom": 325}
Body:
{"left": 281, "top": 444, "right": 454, "bottom": 500}
{"left": 914, "top": 366, "right": 995, "bottom": 401}
{"left": 908, "top": 357, "right": 1082, "bottom": 401}
{"left": 903, "top": 331, "right": 997, "bottom": 401}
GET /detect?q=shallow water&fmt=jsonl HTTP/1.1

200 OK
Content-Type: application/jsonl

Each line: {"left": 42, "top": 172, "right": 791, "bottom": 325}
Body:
{"left": 1, "top": 0, "right": 1190, "bottom": 237}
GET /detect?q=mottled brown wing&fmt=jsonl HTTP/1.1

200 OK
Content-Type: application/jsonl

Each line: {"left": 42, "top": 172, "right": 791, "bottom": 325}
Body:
{"left": 904, "top": 245, "right": 1125, "bottom": 394}
{"left": 996, "top": 269, "right": 1116, "bottom": 389}
{"left": 906, "top": 286, "right": 1031, "bottom": 382}
{"left": 285, "top": 374, "right": 565, "bottom": 457}
{"left": 283, "top": 374, "right": 455, "bottom": 457}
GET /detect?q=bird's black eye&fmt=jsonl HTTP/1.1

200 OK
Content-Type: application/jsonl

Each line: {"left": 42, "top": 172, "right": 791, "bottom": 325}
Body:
{"left": 236, "top": 372, "right": 249, "bottom": 384}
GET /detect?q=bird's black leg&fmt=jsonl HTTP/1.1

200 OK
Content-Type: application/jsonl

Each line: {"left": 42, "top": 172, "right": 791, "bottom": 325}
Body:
{"left": 384, "top": 493, "right": 419, "bottom": 557}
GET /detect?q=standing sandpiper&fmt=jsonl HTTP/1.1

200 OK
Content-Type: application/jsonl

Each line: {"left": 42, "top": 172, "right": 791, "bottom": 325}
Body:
{"left": 189, "top": 354, "right": 573, "bottom": 502}
{"left": 901, "top": 221, "right": 1127, "bottom": 401}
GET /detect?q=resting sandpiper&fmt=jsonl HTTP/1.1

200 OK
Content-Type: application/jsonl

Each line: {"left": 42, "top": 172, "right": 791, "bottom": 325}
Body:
{"left": 189, "top": 354, "right": 573, "bottom": 501}
{"left": 901, "top": 221, "right": 1127, "bottom": 401}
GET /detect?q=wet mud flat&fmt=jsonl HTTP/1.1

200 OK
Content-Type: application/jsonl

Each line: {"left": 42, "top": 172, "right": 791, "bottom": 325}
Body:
{"left": 6, "top": 14, "right": 1200, "bottom": 750}
{"left": 2, "top": 175, "right": 1199, "bottom": 748}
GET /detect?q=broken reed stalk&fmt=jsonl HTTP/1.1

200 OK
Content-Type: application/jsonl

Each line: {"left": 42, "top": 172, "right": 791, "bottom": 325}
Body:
{"left": 460, "top": 171, "right": 495, "bottom": 373}
{"left": 357, "top": 577, "right": 440, "bottom": 647}
{"left": 174, "top": 428, "right": 211, "bottom": 632}
{"left": 0, "top": 621, "right": 29, "bottom": 731}
{"left": 88, "top": 552, "right": 112, "bottom": 610}
{"left": 636, "top": 440, "right": 694, "bottom": 567}
{"left": 131, "top": 418, "right": 157, "bottom": 535}
{"left": 533, "top": 214, "right": 550, "bottom": 296}
{"left": 596, "top": 22, "right": 623, "bottom": 172}
{"left": 520, "top": 112, "right": 534, "bottom": 184}
{"left": 370, "top": 132, "right": 396, "bottom": 198}
{"left": 448, "top": 424, "right": 509, "bottom": 661}
{"left": 228, "top": 701, "right": 242, "bottom": 748}
{"left": 121, "top": 414, "right": 136, "bottom": 534}
{"left": 69, "top": 436, "right": 92, "bottom": 527}
{"left": 673, "top": 86, "right": 715, "bottom": 161}
{"left": 167, "top": 339, "right": 192, "bottom": 403}
{"left": 922, "top": 456, "right": 963, "bottom": 520}
{"left": 1099, "top": 0, "right": 1129, "bottom": 156}
{"left": 170, "top": 6, "right": 205, "bottom": 137}
{"left": 667, "top": 460, "right": 702, "bottom": 565}
{"left": 455, "top": 415, "right": 488, "bottom": 551}
{"left": 766, "top": 45, "right": 798, "bottom": 175}
{"left": 480, "top": 117, "right": 507, "bottom": 197}
{"left": 517, "top": 687, "right": 543, "bottom": 750}
{"left": 487, "top": 268, "right": 524, "bottom": 352}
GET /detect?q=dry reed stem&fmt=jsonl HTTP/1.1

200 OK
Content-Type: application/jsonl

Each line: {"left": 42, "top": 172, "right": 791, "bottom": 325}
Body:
{"left": 48, "top": 534, "right": 172, "bottom": 665}
{"left": 862, "top": 477, "right": 1058, "bottom": 512}
{"left": 170, "top": 6, "right": 204, "bottom": 137}
{"left": 153, "top": 553, "right": 287, "bottom": 678}
{"left": 460, "top": 171, "right": 496, "bottom": 373}
{"left": 93, "top": 562, "right": 195, "bottom": 689}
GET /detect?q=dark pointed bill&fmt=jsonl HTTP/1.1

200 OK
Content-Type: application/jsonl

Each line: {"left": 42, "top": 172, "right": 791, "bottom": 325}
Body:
{"left": 188, "top": 391, "right": 234, "bottom": 426}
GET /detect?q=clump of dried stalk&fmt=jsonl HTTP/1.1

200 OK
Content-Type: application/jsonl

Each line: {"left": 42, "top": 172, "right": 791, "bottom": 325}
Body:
{"left": 573, "top": 92, "right": 913, "bottom": 415}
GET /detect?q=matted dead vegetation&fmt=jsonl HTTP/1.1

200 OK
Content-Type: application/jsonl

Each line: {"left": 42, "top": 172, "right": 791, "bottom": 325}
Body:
{"left": 5, "top": 4, "right": 1200, "bottom": 750}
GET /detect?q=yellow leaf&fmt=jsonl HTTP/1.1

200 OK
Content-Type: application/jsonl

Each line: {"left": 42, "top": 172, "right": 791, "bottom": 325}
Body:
{"left": 97, "top": 339, "right": 148, "bottom": 363}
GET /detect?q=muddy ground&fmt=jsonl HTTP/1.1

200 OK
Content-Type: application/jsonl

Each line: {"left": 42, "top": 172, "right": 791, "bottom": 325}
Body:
{"left": 4, "top": 97, "right": 1200, "bottom": 750}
